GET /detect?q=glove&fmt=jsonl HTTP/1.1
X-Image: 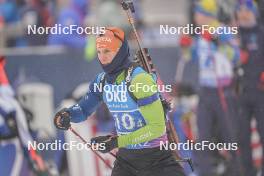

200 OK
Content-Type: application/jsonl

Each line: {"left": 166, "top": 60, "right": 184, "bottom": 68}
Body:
{"left": 91, "top": 135, "right": 118, "bottom": 153}
{"left": 54, "top": 108, "right": 71, "bottom": 130}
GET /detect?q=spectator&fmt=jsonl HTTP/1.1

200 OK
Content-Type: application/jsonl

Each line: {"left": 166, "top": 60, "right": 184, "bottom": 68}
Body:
{"left": 0, "top": 0, "right": 19, "bottom": 47}
{"left": 48, "top": 0, "right": 89, "bottom": 48}
{"left": 235, "top": 0, "right": 264, "bottom": 175}
{"left": 20, "top": 0, "right": 54, "bottom": 46}
{"left": 0, "top": 0, "right": 18, "bottom": 23}
{"left": 192, "top": 0, "right": 240, "bottom": 175}
{"left": 0, "top": 56, "right": 49, "bottom": 175}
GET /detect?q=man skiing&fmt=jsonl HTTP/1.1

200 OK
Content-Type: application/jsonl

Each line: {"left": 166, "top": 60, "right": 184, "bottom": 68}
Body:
{"left": 0, "top": 56, "right": 49, "bottom": 176}
{"left": 54, "top": 27, "right": 186, "bottom": 176}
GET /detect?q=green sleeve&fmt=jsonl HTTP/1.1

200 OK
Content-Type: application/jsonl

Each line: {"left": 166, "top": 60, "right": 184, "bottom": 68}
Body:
{"left": 117, "top": 72, "right": 166, "bottom": 147}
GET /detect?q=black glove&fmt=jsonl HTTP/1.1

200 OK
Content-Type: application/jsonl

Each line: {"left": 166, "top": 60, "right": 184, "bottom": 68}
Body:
{"left": 54, "top": 108, "right": 71, "bottom": 130}
{"left": 91, "top": 135, "right": 118, "bottom": 153}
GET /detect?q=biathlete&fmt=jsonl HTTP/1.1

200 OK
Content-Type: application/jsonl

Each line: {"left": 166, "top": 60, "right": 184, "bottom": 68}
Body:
{"left": 54, "top": 27, "right": 185, "bottom": 176}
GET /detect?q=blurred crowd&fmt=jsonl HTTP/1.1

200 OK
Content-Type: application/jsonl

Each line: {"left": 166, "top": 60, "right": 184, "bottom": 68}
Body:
{"left": 0, "top": 0, "right": 55, "bottom": 47}
{"left": 0, "top": 0, "right": 143, "bottom": 49}
{"left": 172, "top": 0, "right": 264, "bottom": 175}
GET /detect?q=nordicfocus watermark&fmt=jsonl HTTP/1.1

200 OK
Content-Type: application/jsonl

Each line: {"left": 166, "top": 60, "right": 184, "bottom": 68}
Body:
{"left": 160, "top": 24, "right": 238, "bottom": 35}
{"left": 27, "top": 24, "right": 106, "bottom": 35}
{"left": 27, "top": 140, "right": 105, "bottom": 151}
{"left": 91, "top": 82, "right": 172, "bottom": 93}
{"left": 160, "top": 140, "right": 238, "bottom": 151}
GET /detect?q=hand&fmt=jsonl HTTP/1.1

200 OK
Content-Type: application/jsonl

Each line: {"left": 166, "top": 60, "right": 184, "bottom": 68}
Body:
{"left": 54, "top": 108, "right": 71, "bottom": 130}
{"left": 91, "top": 135, "right": 118, "bottom": 153}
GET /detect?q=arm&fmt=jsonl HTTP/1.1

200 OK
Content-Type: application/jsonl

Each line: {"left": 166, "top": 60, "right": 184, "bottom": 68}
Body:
{"left": 117, "top": 72, "right": 166, "bottom": 147}
{"left": 67, "top": 75, "right": 103, "bottom": 123}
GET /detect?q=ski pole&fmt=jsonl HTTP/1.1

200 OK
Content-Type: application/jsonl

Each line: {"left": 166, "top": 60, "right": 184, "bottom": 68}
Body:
{"left": 68, "top": 126, "right": 113, "bottom": 169}
{"left": 69, "top": 126, "right": 140, "bottom": 176}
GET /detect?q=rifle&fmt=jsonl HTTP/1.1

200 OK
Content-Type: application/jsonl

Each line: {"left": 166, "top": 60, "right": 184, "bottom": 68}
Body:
{"left": 121, "top": 1, "right": 194, "bottom": 171}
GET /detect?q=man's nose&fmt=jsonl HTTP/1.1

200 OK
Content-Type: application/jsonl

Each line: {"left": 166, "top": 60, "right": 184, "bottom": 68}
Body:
{"left": 100, "top": 55, "right": 107, "bottom": 60}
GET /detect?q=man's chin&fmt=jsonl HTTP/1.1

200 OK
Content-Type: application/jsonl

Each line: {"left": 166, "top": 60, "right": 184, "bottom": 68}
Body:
{"left": 101, "top": 62, "right": 110, "bottom": 66}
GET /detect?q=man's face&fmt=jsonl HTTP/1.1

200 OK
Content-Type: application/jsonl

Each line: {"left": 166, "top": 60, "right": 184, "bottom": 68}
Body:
{"left": 97, "top": 47, "right": 118, "bottom": 65}
{"left": 96, "top": 28, "right": 124, "bottom": 65}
